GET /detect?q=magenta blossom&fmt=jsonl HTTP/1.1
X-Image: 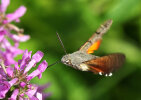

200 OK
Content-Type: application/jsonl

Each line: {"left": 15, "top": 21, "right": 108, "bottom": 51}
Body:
{"left": 0, "top": 50, "right": 48, "bottom": 99}
{"left": 0, "top": 0, "right": 30, "bottom": 66}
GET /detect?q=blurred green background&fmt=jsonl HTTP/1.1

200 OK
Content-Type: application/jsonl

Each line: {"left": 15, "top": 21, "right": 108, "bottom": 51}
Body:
{"left": 8, "top": 0, "right": 141, "bottom": 100}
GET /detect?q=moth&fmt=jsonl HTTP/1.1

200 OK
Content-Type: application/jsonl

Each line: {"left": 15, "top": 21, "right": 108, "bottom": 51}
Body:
{"left": 58, "top": 19, "right": 125, "bottom": 76}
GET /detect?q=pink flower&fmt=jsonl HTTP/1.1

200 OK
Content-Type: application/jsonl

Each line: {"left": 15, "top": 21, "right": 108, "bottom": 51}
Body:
{"left": 0, "top": 50, "right": 49, "bottom": 99}
{"left": 0, "top": 0, "right": 51, "bottom": 100}
{"left": 0, "top": 0, "right": 30, "bottom": 66}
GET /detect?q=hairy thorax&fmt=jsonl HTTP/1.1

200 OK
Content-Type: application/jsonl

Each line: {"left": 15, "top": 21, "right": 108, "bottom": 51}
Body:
{"left": 61, "top": 51, "right": 98, "bottom": 71}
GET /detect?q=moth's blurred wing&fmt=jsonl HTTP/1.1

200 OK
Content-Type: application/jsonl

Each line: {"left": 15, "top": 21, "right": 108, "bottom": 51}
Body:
{"left": 84, "top": 53, "right": 125, "bottom": 74}
{"left": 79, "top": 20, "right": 113, "bottom": 54}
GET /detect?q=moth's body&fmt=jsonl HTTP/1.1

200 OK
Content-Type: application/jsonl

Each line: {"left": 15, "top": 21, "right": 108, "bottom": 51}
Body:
{"left": 60, "top": 19, "right": 125, "bottom": 76}
{"left": 61, "top": 51, "right": 98, "bottom": 71}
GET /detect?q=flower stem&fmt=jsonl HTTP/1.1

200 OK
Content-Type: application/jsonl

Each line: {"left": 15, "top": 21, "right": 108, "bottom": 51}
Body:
{"left": 0, "top": 61, "right": 7, "bottom": 74}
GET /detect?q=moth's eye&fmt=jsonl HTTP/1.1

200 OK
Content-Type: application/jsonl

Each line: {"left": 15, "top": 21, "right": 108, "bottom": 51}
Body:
{"left": 66, "top": 60, "right": 69, "bottom": 63}
{"left": 65, "top": 59, "right": 71, "bottom": 65}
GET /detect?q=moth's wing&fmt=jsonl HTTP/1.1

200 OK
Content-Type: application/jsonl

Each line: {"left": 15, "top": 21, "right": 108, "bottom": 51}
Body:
{"left": 83, "top": 53, "right": 125, "bottom": 75}
{"left": 79, "top": 20, "right": 113, "bottom": 54}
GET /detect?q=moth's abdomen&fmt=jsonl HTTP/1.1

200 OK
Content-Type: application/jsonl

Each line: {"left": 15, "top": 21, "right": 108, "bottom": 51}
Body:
{"left": 84, "top": 53, "right": 125, "bottom": 76}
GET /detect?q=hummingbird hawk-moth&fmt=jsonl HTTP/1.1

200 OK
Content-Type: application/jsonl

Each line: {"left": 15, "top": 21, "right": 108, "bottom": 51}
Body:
{"left": 59, "top": 20, "right": 125, "bottom": 76}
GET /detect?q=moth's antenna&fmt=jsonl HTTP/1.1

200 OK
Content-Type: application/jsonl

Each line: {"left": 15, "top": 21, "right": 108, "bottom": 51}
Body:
{"left": 56, "top": 32, "right": 67, "bottom": 54}
{"left": 48, "top": 60, "right": 61, "bottom": 68}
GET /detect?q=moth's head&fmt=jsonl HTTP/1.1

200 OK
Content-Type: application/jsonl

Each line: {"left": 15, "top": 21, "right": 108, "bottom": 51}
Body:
{"left": 61, "top": 54, "right": 72, "bottom": 66}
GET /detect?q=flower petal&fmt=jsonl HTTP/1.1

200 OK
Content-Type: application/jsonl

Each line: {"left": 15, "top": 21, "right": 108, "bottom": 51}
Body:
{"left": 9, "top": 78, "right": 18, "bottom": 86}
{"left": 6, "top": 67, "right": 14, "bottom": 77}
{"left": 37, "top": 60, "right": 47, "bottom": 73}
{"left": 26, "top": 70, "right": 40, "bottom": 81}
{"left": 20, "top": 82, "right": 26, "bottom": 88}
{"left": 37, "top": 83, "right": 50, "bottom": 92}
{"left": 42, "top": 93, "right": 51, "bottom": 100}
{"left": 25, "top": 85, "right": 37, "bottom": 98}
{"left": 2, "top": 51, "right": 16, "bottom": 66}
{"left": 36, "top": 92, "right": 42, "bottom": 100}
{"left": 5, "top": 6, "right": 26, "bottom": 23}
{"left": 0, "top": 0, "right": 10, "bottom": 13}
{"left": 20, "top": 50, "right": 32, "bottom": 70}
{"left": 30, "top": 96, "right": 38, "bottom": 100}
{"left": 32, "top": 51, "right": 44, "bottom": 63}
{"left": 8, "top": 89, "right": 19, "bottom": 100}
{"left": 0, "top": 68, "right": 7, "bottom": 79}
{"left": 26, "top": 60, "right": 47, "bottom": 80}
{"left": 24, "top": 51, "right": 44, "bottom": 74}
{"left": 14, "top": 62, "right": 19, "bottom": 70}
{"left": 0, "top": 81, "right": 10, "bottom": 99}
{"left": 0, "top": 30, "right": 6, "bottom": 42}
{"left": 10, "top": 34, "right": 30, "bottom": 42}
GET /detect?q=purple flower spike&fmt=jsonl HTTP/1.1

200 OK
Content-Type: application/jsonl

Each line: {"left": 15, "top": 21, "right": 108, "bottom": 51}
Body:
{"left": 0, "top": 0, "right": 51, "bottom": 99}
{"left": 0, "top": 49, "right": 49, "bottom": 99}
{"left": 8, "top": 89, "right": 19, "bottom": 100}
{"left": 0, "top": 0, "right": 10, "bottom": 13}
{"left": 0, "top": 0, "right": 29, "bottom": 66}
{"left": 0, "top": 49, "right": 50, "bottom": 99}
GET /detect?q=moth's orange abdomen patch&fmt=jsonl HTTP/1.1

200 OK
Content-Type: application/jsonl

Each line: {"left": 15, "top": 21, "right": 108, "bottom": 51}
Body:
{"left": 87, "top": 40, "right": 101, "bottom": 54}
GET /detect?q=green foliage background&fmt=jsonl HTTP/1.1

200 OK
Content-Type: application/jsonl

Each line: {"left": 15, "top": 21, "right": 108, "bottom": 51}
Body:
{"left": 8, "top": 0, "right": 141, "bottom": 100}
